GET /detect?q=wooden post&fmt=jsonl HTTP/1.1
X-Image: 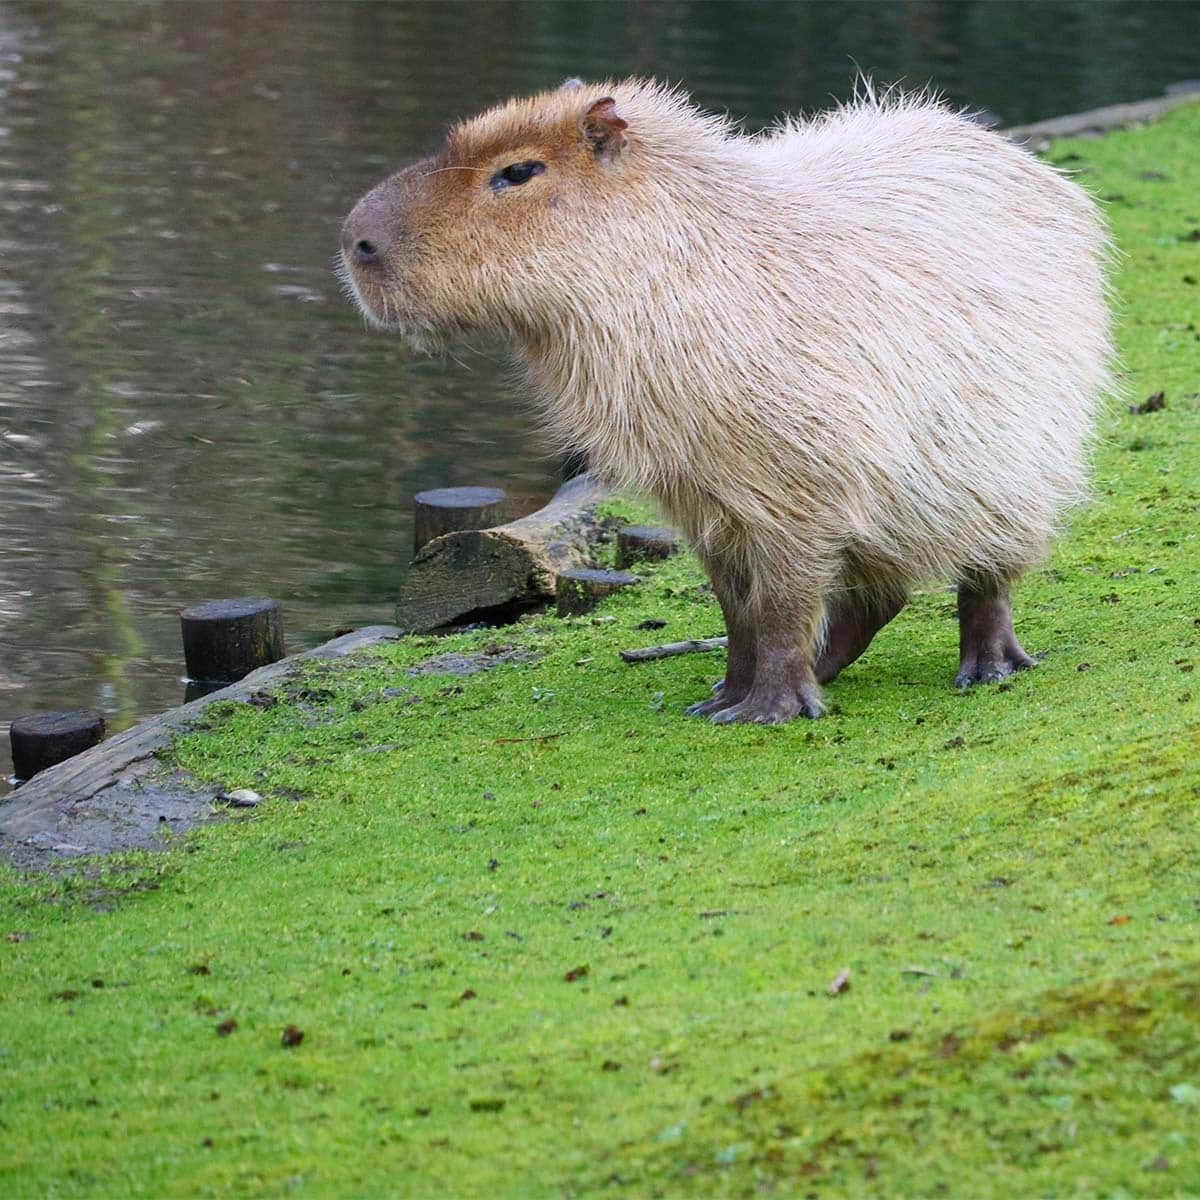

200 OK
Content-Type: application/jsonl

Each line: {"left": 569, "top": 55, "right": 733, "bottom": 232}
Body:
{"left": 180, "top": 597, "right": 285, "bottom": 683}
{"left": 10, "top": 710, "right": 106, "bottom": 782}
{"left": 413, "top": 486, "right": 510, "bottom": 554}
{"left": 556, "top": 567, "right": 640, "bottom": 617}
{"left": 616, "top": 524, "right": 679, "bottom": 569}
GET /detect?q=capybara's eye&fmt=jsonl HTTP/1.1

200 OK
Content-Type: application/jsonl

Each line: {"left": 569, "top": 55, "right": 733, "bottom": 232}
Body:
{"left": 491, "top": 160, "right": 547, "bottom": 190}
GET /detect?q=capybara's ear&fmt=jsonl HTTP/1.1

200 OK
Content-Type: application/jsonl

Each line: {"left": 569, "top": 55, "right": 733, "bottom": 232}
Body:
{"left": 580, "top": 97, "right": 629, "bottom": 162}
{"left": 560, "top": 77, "right": 585, "bottom": 91}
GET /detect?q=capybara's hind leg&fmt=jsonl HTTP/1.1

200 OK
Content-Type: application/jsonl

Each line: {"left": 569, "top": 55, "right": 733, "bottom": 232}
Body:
{"left": 710, "top": 594, "right": 824, "bottom": 724}
{"left": 815, "top": 590, "right": 907, "bottom": 684}
{"left": 687, "top": 561, "right": 756, "bottom": 716}
{"left": 955, "top": 577, "right": 1037, "bottom": 687}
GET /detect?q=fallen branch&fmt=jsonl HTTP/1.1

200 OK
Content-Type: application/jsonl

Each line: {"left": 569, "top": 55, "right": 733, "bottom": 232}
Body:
{"left": 619, "top": 636, "right": 727, "bottom": 664}
{"left": 494, "top": 732, "right": 567, "bottom": 744}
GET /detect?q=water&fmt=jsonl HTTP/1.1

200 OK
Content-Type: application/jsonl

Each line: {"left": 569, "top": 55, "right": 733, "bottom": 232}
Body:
{"left": 1, "top": 0, "right": 1198, "bottom": 786}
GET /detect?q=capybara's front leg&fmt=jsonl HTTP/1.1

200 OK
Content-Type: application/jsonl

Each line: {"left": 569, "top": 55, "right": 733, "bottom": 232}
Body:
{"left": 686, "top": 558, "right": 756, "bottom": 716}
{"left": 955, "top": 577, "right": 1037, "bottom": 687}
{"left": 709, "top": 593, "right": 824, "bottom": 724}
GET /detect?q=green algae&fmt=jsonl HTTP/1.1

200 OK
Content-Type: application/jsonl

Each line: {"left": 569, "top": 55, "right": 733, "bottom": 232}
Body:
{"left": 1, "top": 103, "right": 1198, "bottom": 1199}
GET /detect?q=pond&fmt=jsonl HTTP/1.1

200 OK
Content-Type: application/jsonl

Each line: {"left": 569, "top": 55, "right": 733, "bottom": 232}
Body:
{"left": 1, "top": 0, "right": 1198, "bottom": 785}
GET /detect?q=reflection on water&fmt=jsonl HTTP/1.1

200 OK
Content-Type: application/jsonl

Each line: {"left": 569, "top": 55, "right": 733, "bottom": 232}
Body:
{"left": 1, "top": 0, "right": 1198, "bottom": 784}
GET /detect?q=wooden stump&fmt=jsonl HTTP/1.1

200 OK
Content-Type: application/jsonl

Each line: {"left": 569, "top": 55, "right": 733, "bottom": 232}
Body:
{"left": 181, "top": 597, "right": 285, "bottom": 683}
{"left": 556, "top": 568, "right": 640, "bottom": 617}
{"left": 396, "top": 474, "right": 612, "bottom": 632}
{"left": 10, "top": 709, "right": 106, "bottom": 781}
{"left": 413, "top": 486, "right": 510, "bottom": 554}
{"left": 616, "top": 524, "right": 679, "bottom": 569}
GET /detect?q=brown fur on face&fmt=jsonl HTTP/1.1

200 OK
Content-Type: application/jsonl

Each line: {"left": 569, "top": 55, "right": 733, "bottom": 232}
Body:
{"left": 340, "top": 84, "right": 638, "bottom": 342}
{"left": 341, "top": 79, "right": 1112, "bottom": 724}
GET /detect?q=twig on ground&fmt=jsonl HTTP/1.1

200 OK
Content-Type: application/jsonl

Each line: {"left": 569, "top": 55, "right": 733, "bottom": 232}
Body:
{"left": 619, "top": 636, "right": 728, "bottom": 663}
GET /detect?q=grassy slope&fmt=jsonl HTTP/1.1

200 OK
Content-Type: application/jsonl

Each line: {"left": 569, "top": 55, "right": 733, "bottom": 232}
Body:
{"left": 2, "top": 105, "right": 1199, "bottom": 1199}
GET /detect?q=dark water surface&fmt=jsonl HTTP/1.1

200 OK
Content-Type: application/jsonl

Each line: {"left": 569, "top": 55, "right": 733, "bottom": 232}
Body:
{"left": 1, "top": 0, "right": 1198, "bottom": 784}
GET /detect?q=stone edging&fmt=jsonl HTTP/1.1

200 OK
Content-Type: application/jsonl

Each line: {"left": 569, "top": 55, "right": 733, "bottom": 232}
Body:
{"left": 1004, "top": 87, "right": 1198, "bottom": 148}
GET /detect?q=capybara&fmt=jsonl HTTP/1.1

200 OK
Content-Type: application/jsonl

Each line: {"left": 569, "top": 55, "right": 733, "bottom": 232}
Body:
{"left": 340, "top": 78, "right": 1111, "bottom": 723}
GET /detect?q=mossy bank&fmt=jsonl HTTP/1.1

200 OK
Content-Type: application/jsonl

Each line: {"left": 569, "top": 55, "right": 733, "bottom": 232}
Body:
{"left": 2, "top": 103, "right": 1198, "bottom": 1199}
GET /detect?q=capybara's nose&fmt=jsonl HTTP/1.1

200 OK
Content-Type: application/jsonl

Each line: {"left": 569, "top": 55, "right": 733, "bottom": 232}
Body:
{"left": 341, "top": 208, "right": 391, "bottom": 266}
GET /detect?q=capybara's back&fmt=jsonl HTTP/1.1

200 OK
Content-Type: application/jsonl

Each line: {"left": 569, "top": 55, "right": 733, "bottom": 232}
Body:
{"left": 341, "top": 79, "right": 1112, "bottom": 724}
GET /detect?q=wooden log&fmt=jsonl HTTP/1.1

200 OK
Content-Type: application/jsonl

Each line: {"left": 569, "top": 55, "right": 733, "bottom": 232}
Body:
{"left": 413, "top": 486, "right": 510, "bottom": 554}
{"left": 616, "top": 524, "right": 679, "bottom": 569}
{"left": 10, "top": 709, "right": 106, "bottom": 781}
{"left": 181, "top": 597, "right": 285, "bottom": 683}
{"left": 619, "top": 636, "right": 728, "bottom": 663}
{"left": 395, "top": 474, "right": 611, "bottom": 632}
{"left": 556, "top": 568, "right": 640, "bottom": 617}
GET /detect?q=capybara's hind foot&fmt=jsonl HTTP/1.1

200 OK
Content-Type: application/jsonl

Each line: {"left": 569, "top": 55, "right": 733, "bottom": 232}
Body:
{"left": 956, "top": 642, "right": 1036, "bottom": 687}
{"left": 955, "top": 581, "right": 1037, "bottom": 688}
{"left": 709, "top": 681, "right": 824, "bottom": 725}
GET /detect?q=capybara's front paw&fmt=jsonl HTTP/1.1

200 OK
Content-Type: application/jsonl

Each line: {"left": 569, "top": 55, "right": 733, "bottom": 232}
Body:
{"left": 709, "top": 683, "right": 824, "bottom": 725}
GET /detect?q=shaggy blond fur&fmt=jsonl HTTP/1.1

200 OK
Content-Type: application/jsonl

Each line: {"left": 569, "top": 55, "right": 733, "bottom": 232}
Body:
{"left": 341, "top": 79, "right": 1112, "bottom": 723}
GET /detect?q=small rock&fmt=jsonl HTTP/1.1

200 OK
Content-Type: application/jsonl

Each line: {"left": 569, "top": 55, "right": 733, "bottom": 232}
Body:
{"left": 219, "top": 788, "right": 262, "bottom": 807}
{"left": 1128, "top": 390, "right": 1166, "bottom": 415}
{"left": 828, "top": 966, "right": 852, "bottom": 996}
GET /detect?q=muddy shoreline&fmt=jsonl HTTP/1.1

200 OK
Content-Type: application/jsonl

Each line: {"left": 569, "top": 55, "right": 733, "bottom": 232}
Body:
{"left": 0, "top": 626, "right": 400, "bottom": 869}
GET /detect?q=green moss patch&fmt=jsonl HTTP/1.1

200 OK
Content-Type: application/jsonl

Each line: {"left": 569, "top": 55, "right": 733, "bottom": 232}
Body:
{"left": 1, "top": 103, "right": 1198, "bottom": 1199}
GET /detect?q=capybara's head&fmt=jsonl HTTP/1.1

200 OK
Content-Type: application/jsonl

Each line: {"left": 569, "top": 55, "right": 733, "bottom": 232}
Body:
{"left": 340, "top": 79, "right": 644, "bottom": 345}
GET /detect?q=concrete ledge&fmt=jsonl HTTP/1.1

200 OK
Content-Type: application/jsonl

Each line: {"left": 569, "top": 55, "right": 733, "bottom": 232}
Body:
{"left": 1005, "top": 86, "right": 1199, "bottom": 148}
